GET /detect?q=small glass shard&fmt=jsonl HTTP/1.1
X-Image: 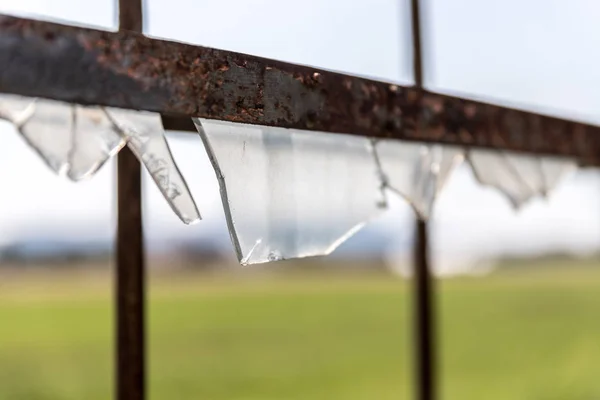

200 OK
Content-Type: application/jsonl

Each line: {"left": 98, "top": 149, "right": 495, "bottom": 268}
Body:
{"left": 194, "top": 119, "right": 384, "bottom": 265}
{"left": 16, "top": 99, "right": 75, "bottom": 175}
{"left": 0, "top": 95, "right": 123, "bottom": 180}
{"left": 507, "top": 154, "right": 546, "bottom": 197}
{"left": 0, "top": 94, "right": 35, "bottom": 124}
{"left": 469, "top": 151, "right": 578, "bottom": 208}
{"left": 0, "top": 95, "right": 199, "bottom": 225}
{"left": 539, "top": 157, "right": 578, "bottom": 197}
{"left": 468, "top": 151, "right": 542, "bottom": 208}
{"left": 105, "top": 108, "right": 200, "bottom": 225}
{"left": 67, "top": 107, "right": 125, "bottom": 181}
{"left": 374, "top": 140, "right": 464, "bottom": 219}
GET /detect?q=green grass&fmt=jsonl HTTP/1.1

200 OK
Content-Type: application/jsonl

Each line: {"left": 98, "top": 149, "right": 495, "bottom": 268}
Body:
{"left": 0, "top": 262, "right": 599, "bottom": 400}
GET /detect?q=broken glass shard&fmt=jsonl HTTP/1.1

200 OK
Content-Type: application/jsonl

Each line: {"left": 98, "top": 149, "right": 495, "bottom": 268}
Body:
{"left": 468, "top": 151, "right": 542, "bottom": 208}
{"left": 0, "top": 95, "right": 199, "bottom": 225}
{"left": 105, "top": 108, "right": 200, "bottom": 225}
{"left": 469, "top": 151, "right": 577, "bottom": 208}
{"left": 67, "top": 107, "right": 125, "bottom": 181}
{"left": 539, "top": 157, "right": 577, "bottom": 197}
{"left": 16, "top": 99, "right": 75, "bottom": 175}
{"left": 374, "top": 140, "right": 464, "bottom": 220}
{"left": 0, "top": 95, "right": 124, "bottom": 180}
{"left": 0, "top": 94, "right": 35, "bottom": 124}
{"left": 194, "top": 119, "right": 384, "bottom": 265}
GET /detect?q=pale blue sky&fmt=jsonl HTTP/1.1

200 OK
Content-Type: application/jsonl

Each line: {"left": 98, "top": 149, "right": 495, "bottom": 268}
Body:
{"left": 0, "top": 0, "right": 598, "bottom": 269}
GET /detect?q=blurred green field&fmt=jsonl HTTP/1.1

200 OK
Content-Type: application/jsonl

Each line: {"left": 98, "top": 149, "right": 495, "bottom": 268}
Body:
{"left": 0, "top": 260, "right": 599, "bottom": 400}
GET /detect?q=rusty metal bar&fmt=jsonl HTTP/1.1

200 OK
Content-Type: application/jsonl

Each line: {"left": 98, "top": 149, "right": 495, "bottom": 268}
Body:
{"left": 116, "top": 0, "right": 145, "bottom": 400}
{"left": 0, "top": 15, "right": 599, "bottom": 164}
{"left": 410, "top": 1, "right": 436, "bottom": 400}
{"left": 116, "top": 149, "right": 145, "bottom": 400}
{"left": 413, "top": 219, "right": 434, "bottom": 400}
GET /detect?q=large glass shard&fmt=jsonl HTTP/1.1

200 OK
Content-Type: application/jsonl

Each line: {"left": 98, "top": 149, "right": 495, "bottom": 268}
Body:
{"left": 105, "top": 108, "right": 200, "bottom": 225}
{"left": 374, "top": 140, "right": 464, "bottom": 220}
{"left": 194, "top": 119, "right": 384, "bottom": 265}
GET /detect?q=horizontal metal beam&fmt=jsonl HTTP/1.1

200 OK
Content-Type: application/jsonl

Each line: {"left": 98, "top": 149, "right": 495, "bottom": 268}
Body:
{"left": 0, "top": 15, "right": 599, "bottom": 165}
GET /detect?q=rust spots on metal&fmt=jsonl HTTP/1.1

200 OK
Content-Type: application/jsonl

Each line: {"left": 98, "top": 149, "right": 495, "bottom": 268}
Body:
{"left": 0, "top": 14, "right": 599, "bottom": 164}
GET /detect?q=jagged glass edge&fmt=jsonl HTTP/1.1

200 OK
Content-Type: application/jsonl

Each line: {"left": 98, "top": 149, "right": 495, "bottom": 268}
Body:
{"left": 466, "top": 150, "right": 577, "bottom": 209}
{"left": 0, "top": 94, "right": 578, "bottom": 229}
{"left": 105, "top": 109, "right": 201, "bottom": 225}
{"left": 67, "top": 106, "right": 127, "bottom": 182}
{"left": 467, "top": 151, "right": 527, "bottom": 209}
{"left": 373, "top": 139, "right": 464, "bottom": 220}
{"left": 0, "top": 99, "right": 57, "bottom": 176}
{"left": 539, "top": 158, "right": 578, "bottom": 198}
{"left": 13, "top": 100, "right": 73, "bottom": 177}
{"left": 1, "top": 98, "right": 125, "bottom": 181}
{"left": 193, "top": 118, "right": 245, "bottom": 262}
{"left": 194, "top": 118, "right": 386, "bottom": 265}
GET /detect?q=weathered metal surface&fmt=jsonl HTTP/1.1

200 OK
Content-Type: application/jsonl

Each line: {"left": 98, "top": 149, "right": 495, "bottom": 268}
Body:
{"left": 413, "top": 218, "right": 435, "bottom": 400}
{"left": 0, "top": 14, "right": 599, "bottom": 164}
{"left": 116, "top": 147, "right": 145, "bottom": 400}
{"left": 116, "top": 1, "right": 145, "bottom": 400}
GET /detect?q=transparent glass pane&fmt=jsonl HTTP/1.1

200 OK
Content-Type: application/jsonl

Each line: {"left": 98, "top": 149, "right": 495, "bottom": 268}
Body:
{"left": 375, "top": 140, "right": 463, "bottom": 219}
{"left": 146, "top": 0, "right": 411, "bottom": 84}
{"left": 195, "top": 119, "right": 385, "bottom": 265}
{"left": 105, "top": 109, "right": 201, "bottom": 225}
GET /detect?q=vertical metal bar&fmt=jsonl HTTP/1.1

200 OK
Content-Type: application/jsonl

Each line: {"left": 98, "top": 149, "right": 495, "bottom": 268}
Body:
{"left": 411, "top": 0, "right": 424, "bottom": 88}
{"left": 119, "top": 0, "right": 143, "bottom": 32}
{"left": 413, "top": 219, "right": 435, "bottom": 400}
{"left": 410, "top": 1, "right": 436, "bottom": 400}
{"left": 116, "top": 1, "right": 144, "bottom": 400}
